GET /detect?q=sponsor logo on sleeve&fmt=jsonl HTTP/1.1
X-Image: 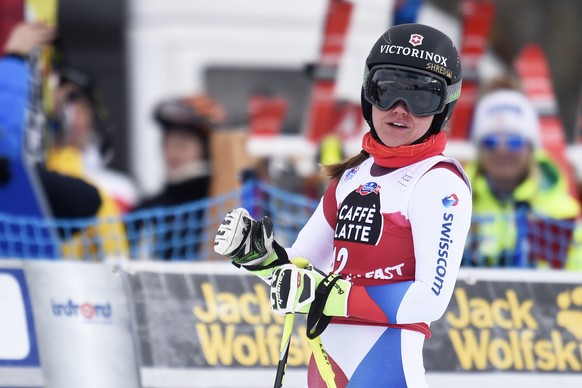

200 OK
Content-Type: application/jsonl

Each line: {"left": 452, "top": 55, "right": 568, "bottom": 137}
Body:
{"left": 432, "top": 212, "right": 454, "bottom": 296}
{"left": 442, "top": 193, "right": 459, "bottom": 208}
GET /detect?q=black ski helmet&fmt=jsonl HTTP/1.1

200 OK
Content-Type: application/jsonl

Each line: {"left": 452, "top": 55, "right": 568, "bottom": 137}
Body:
{"left": 361, "top": 23, "right": 462, "bottom": 139}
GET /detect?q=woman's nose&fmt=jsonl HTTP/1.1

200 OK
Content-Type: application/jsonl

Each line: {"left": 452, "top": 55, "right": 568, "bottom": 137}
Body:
{"left": 389, "top": 100, "right": 409, "bottom": 114}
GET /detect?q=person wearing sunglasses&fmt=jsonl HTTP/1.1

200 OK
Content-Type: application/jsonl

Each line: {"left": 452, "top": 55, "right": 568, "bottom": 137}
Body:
{"left": 214, "top": 24, "right": 472, "bottom": 387}
{"left": 464, "top": 88, "right": 580, "bottom": 268}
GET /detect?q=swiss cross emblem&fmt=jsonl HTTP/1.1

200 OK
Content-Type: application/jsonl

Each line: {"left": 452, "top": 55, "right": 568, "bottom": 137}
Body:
{"left": 409, "top": 34, "right": 423, "bottom": 46}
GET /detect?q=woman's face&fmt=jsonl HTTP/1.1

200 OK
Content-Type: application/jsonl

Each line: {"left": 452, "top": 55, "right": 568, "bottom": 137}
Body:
{"left": 371, "top": 102, "right": 434, "bottom": 147}
{"left": 477, "top": 132, "right": 533, "bottom": 186}
{"left": 163, "top": 130, "right": 204, "bottom": 173}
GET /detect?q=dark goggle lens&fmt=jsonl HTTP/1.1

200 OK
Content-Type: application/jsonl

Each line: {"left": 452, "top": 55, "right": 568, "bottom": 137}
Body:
{"left": 480, "top": 134, "right": 528, "bottom": 152}
{"left": 366, "top": 68, "right": 445, "bottom": 116}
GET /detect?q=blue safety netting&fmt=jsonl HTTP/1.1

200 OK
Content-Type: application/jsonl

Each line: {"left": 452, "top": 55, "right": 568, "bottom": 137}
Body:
{"left": 1, "top": 179, "right": 579, "bottom": 267}
{"left": 0, "top": 181, "right": 319, "bottom": 261}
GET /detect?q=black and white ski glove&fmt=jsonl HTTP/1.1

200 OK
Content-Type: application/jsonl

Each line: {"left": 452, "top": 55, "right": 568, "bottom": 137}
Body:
{"left": 214, "top": 208, "right": 287, "bottom": 280}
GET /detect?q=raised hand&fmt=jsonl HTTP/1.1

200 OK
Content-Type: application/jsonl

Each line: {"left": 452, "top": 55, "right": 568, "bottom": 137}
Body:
{"left": 214, "top": 207, "right": 275, "bottom": 267}
{"left": 3, "top": 22, "right": 55, "bottom": 57}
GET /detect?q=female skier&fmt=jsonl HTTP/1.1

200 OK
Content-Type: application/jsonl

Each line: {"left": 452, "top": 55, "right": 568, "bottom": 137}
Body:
{"left": 215, "top": 23, "right": 472, "bottom": 387}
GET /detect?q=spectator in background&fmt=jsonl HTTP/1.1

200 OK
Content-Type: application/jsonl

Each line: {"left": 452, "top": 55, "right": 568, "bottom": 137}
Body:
{"left": 0, "top": 22, "right": 103, "bottom": 259}
{"left": 49, "top": 66, "right": 138, "bottom": 212}
{"left": 130, "top": 95, "right": 225, "bottom": 260}
{"left": 463, "top": 82, "right": 580, "bottom": 269}
{"left": 136, "top": 95, "right": 225, "bottom": 209}
{"left": 45, "top": 66, "right": 131, "bottom": 259}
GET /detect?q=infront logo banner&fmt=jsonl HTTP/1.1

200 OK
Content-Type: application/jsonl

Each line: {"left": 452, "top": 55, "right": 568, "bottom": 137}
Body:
{"left": 24, "top": 261, "right": 140, "bottom": 388}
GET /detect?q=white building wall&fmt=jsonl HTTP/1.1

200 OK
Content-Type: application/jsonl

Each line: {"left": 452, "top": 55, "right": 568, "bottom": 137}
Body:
{"left": 126, "top": 0, "right": 505, "bottom": 197}
{"left": 127, "top": 0, "right": 396, "bottom": 196}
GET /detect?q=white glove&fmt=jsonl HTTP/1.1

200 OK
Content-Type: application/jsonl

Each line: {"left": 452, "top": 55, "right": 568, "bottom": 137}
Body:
{"left": 214, "top": 208, "right": 275, "bottom": 267}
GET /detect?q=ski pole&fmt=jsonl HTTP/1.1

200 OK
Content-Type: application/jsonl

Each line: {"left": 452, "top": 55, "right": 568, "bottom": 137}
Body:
{"left": 273, "top": 257, "right": 309, "bottom": 388}
{"left": 307, "top": 335, "right": 336, "bottom": 388}
{"left": 273, "top": 312, "right": 295, "bottom": 387}
{"left": 274, "top": 257, "right": 337, "bottom": 388}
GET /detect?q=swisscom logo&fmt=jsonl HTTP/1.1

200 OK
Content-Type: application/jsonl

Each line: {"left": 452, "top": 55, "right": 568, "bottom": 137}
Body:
{"left": 51, "top": 299, "right": 113, "bottom": 323}
{"left": 442, "top": 193, "right": 459, "bottom": 208}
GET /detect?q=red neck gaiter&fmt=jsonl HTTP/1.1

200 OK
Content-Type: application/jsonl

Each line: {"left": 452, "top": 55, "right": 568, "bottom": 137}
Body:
{"left": 361, "top": 131, "right": 447, "bottom": 168}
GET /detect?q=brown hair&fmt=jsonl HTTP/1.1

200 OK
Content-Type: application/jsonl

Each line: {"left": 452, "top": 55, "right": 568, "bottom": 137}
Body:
{"left": 322, "top": 150, "right": 370, "bottom": 180}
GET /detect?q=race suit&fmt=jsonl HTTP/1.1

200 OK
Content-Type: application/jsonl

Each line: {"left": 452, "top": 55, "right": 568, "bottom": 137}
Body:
{"left": 287, "top": 155, "right": 472, "bottom": 387}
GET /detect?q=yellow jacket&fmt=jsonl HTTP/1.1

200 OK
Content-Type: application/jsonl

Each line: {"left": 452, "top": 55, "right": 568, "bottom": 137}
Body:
{"left": 46, "top": 147, "right": 129, "bottom": 260}
{"left": 465, "top": 151, "right": 580, "bottom": 269}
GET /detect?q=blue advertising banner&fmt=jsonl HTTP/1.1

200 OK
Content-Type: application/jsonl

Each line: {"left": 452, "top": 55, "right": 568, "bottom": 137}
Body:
{"left": 0, "top": 264, "right": 42, "bottom": 388}
{"left": 0, "top": 268, "right": 40, "bottom": 367}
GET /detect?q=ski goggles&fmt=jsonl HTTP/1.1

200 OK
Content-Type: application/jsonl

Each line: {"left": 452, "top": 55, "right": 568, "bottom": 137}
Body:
{"left": 363, "top": 65, "right": 461, "bottom": 116}
{"left": 479, "top": 133, "right": 529, "bottom": 152}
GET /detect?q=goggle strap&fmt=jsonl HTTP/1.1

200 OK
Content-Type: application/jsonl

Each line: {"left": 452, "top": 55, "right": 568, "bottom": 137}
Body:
{"left": 446, "top": 81, "right": 462, "bottom": 104}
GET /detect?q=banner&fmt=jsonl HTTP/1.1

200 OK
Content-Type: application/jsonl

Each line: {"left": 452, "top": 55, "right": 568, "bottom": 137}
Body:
{"left": 24, "top": 260, "right": 141, "bottom": 388}
{"left": 0, "top": 261, "right": 42, "bottom": 388}
{"left": 125, "top": 263, "right": 582, "bottom": 388}
{"left": 1, "top": 259, "right": 581, "bottom": 388}
{"left": 125, "top": 262, "right": 310, "bottom": 387}
{"left": 424, "top": 269, "right": 582, "bottom": 387}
